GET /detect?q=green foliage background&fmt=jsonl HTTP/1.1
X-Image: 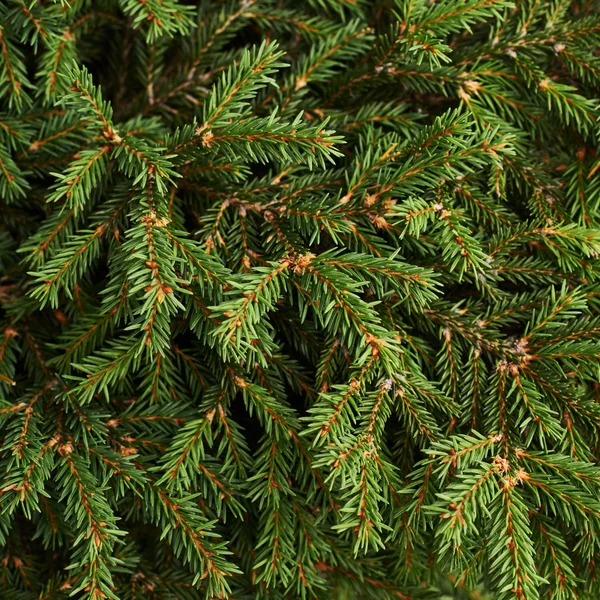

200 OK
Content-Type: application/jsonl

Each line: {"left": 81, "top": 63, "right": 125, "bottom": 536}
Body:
{"left": 1, "top": 0, "right": 600, "bottom": 599}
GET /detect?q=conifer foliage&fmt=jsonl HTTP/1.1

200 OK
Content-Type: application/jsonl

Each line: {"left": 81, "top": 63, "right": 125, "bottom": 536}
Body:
{"left": 1, "top": 0, "right": 600, "bottom": 598}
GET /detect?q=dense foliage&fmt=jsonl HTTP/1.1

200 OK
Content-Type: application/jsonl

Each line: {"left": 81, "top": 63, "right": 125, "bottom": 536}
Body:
{"left": 1, "top": 0, "right": 600, "bottom": 598}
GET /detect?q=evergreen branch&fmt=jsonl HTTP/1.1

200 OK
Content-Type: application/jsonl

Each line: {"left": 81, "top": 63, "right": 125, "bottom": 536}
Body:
{"left": 193, "top": 40, "right": 285, "bottom": 139}
{"left": 57, "top": 449, "right": 124, "bottom": 600}
{"left": 146, "top": 481, "right": 238, "bottom": 596}
{"left": 0, "top": 23, "right": 31, "bottom": 109}
{"left": 118, "top": 0, "right": 194, "bottom": 42}
{"left": 489, "top": 477, "right": 543, "bottom": 600}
